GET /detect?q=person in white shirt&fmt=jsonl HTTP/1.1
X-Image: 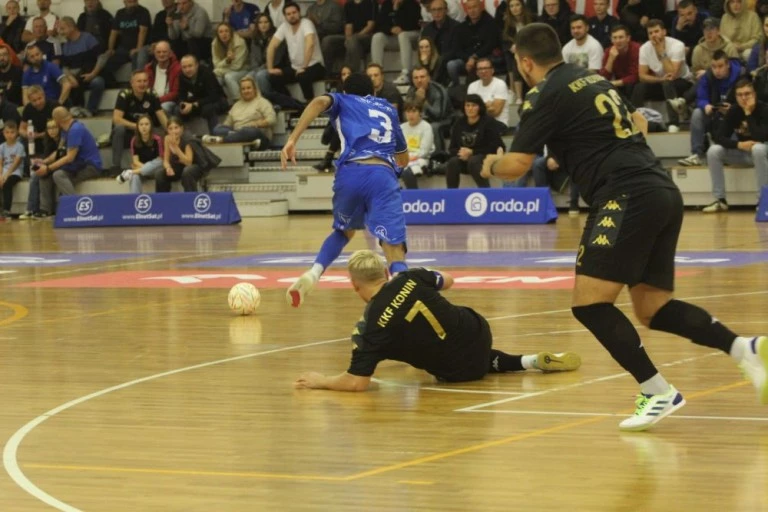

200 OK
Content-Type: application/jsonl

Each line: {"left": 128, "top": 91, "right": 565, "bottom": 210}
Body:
{"left": 255, "top": 3, "right": 326, "bottom": 102}
{"left": 467, "top": 57, "right": 510, "bottom": 127}
{"left": 631, "top": 18, "right": 694, "bottom": 128}
{"left": 400, "top": 99, "right": 435, "bottom": 189}
{"left": 561, "top": 15, "right": 603, "bottom": 70}
{"left": 21, "top": 0, "right": 59, "bottom": 43}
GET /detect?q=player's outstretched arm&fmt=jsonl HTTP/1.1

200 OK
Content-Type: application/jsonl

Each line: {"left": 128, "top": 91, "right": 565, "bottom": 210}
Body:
{"left": 294, "top": 371, "right": 372, "bottom": 391}
{"left": 281, "top": 95, "right": 333, "bottom": 169}
{"left": 481, "top": 151, "right": 535, "bottom": 180}
{"left": 631, "top": 111, "right": 648, "bottom": 136}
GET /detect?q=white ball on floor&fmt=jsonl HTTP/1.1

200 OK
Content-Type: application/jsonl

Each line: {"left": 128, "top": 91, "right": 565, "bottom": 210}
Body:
{"left": 228, "top": 282, "right": 261, "bottom": 315}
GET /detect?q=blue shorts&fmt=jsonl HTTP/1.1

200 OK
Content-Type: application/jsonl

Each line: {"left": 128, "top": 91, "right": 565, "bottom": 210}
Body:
{"left": 332, "top": 162, "right": 406, "bottom": 245}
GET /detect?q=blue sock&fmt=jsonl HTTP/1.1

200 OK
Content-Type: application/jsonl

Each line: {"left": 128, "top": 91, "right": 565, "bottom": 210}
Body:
{"left": 315, "top": 230, "right": 349, "bottom": 271}
{"left": 389, "top": 261, "right": 408, "bottom": 275}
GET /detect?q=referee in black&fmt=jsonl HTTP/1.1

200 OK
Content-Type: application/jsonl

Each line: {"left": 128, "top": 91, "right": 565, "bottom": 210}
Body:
{"left": 294, "top": 250, "right": 581, "bottom": 391}
{"left": 482, "top": 23, "right": 768, "bottom": 431}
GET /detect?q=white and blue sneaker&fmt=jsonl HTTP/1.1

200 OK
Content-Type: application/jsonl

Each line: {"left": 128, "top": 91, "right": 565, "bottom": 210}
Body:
{"left": 619, "top": 385, "right": 686, "bottom": 432}
{"left": 739, "top": 336, "right": 768, "bottom": 404}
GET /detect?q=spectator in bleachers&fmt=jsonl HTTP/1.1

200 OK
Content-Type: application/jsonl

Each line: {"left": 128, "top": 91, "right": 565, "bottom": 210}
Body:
{"left": 307, "top": 0, "right": 345, "bottom": 73}
{"left": 0, "top": 84, "right": 20, "bottom": 142}
{"left": 251, "top": 14, "right": 281, "bottom": 72}
{"left": 371, "top": 0, "right": 422, "bottom": 86}
{"left": 446, "top": 0, "right": 501, "bottom": 87}
{"left": 116, "top": 114, "right": 163, "bottom": 192}
{"left": 747, "top": 15, "right": 768, "bottom": 72}
{"left": 670, "top": 0, "right": 708, "bottom": 65}
{"left": 22, "top": 44, "right": 71, "bottom": 105}
{"left": 0, "top": 120, "right": 24, "bottom": 216}
{"left": 155, "top": 116, "right": 203, "bottom": 192}
{"left": 703, "top": 78, "right": 768, "bottom": 211}
{"left": 339, "top": 0, "right": 377, "bottom": 73}
{"left": 467, "top": 57, "right": 510, "bottom": 127}
{"left": 38, "top": 106, "right": 103, "bottom": 213}
{"left": 212, "top": 23, "right": 250, "bottom": 103}
{"left": 366, "top": 63, "right": 402, "bottom": 118}
{"left": 499, "top": 0, "right": 533, "bottom": 103}
{"left": 539, "top": 0, "right": 572, "bottom": 47}
{"left": 206, "top": 75, "right": 276, "bottom": 145}
{"left": 19, "top": 118, "right": 61, "bottom": 218}
{"left": 149, "top": 0, "right": 175, "bottom": 48}
{"left": 562, "top": 14, "right": 604, "bottom": 70}
{"left": 420, "top": 0, "right": 459, "bottom": 85}
{"left": 1, "top": 0, "right": 26, "bottom": 53}
{"left": 313, "top": 64, "right": 351, "bottom": 172}
{"left": 24, "top": 17, "right": 60, "bottom": 64}
{"left": 758, "top": 0, "right": 768, "bottom": 16}
{"left": 145, "top": 41, "right": 180, "bottom": 114}
{"left": 224, "top": 0, "right": 260, "bottom": 42}
{"left": 421, "top": 0, "right": 465, "bottom": 23}
{"left": 178, "top": 54, "right": 228, "bottom": 133}
{"left": 112, "top": 70, "right": 168, "bottom": 172}
{"left": 693, "top": 17, "right": 738, "bottom": 78}
{"left": 406, "top": 64, "right": 453, "bottom": 150}
{"left": 256, "top": 3, "right": 326, "bottom": 103}
{"left": 20, "top": 85, "right": 57, "bottom": 156}
{"left": 0, "top": 46, "right": 22, "bottom": 106}
{"left": 588, "top": 0, "right": 619, "bottom": 48}
{"left": 22, "top": 0, "right": 58, "bottom": 44}
{"left": 631, "top": 19, "right": 693, "bottom": 129}
{"left": 720, "top": 0, "right": 761, "bottom": 61}
{"left": 444, "top": 94, "right": 503, "bottom": 188}
{"left": 679, "top": 49, "right": 741, "bottom": 166}
{"left": 77, "top": 0, "right": 114, "bottom": 53}
{"left": 264, "top": 0, "right": 286, "bottom": 30}
{"left": 598, "top": 24, "right": 639, "bottom": 97}
{"left": 618, "top": 0, "right": 664, "bottom": 43}
{"left": 168, "top": 0, "right": 213, "bottom": 64}
{"left": 59, "top": 17, "right": 104, "bottom": 118}
{"left": 416, "top": 36, "right": 446, "bottom": 85}
{"left": 400, "top": 99, "right": 435, "bottom": 189}
{"left": 105, "top": 0, "right": 151, "bottom": 77}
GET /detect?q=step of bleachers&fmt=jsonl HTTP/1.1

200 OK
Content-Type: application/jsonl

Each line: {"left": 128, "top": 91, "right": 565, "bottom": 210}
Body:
{"left": 249, "top": 149, "right": 326, "bottom": 161}
{"left": 647, "top": 132, "right": 688, "bottom": 158}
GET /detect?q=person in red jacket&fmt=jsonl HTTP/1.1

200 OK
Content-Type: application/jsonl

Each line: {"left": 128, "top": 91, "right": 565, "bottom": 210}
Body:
{"left": 143, "top": 40, "right": 180, "bottom": 114}
{"left": 598, "top": 24, "right": 639, "bottom": 98}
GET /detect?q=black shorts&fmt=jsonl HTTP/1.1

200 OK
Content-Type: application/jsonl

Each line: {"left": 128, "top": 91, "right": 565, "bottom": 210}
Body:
{"left": 575, "top": 187, "right": 683, "bottom": 291}
{"left": 436, "top": 312, "right": 493, "bottom": 383}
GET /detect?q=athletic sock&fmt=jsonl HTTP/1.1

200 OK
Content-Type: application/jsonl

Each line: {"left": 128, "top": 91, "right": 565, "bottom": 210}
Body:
{"left": 640, "top": 373, "right": 671, "bottom": 395}
{"left": 389, "top": 261, "right": 408, "bottom": 275}
{"left": 572, "top": 303, "right": 660, "bottom": 383}
{"left": 521, "top": 354, "right": 537, "bottom": 370}
{"left": 314, "top": 230, "right": 349, "bottom": 272}
{"left": 649, "top": 299, "right": 737, "bottom": 354}
{"left": 488, "top": 349, "right": 524, "bottom": 373}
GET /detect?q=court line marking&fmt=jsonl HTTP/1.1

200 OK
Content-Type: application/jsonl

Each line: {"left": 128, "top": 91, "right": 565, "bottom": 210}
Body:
{"left": 371, "top": 379, "right": 527, "bottom": 396}
{"left": 3, "top": 336, "right": 348, "bottom": 512}
{"left": 454, "top": 352, "right": 722, "bottom": 413}
{"left": 469, "top": 411, "right": 768, "bottom": 422}
{"left": 0, "top": 301, "right": 28, "bottom": 327}
{"left": 5, "top": 288, "right": 767, "bottom": 509}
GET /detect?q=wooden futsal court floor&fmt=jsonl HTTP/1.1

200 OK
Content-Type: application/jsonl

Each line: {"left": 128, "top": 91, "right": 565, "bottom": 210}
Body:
{"left": 0, "top": 212, "right": 767, "bottom": 511}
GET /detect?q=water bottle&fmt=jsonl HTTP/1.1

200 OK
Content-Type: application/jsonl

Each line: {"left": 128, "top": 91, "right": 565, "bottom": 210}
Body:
{"left": 27, "top": 121, "right": 34, "bottom": 158}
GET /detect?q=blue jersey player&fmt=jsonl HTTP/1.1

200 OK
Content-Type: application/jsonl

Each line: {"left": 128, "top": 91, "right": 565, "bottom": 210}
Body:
{"left": 281, "top": 73, "right": 410, "bottom": 308}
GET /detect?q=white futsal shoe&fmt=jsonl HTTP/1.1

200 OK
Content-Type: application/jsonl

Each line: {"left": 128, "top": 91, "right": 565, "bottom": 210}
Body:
{"left": 619, "top": 385, "right": 686, "bottom": 432}
{"left": 286, "top": 271, "right": 318, "bottom": 308}
{"left": 739, "top": 336, "right": 768, "bottom": 404}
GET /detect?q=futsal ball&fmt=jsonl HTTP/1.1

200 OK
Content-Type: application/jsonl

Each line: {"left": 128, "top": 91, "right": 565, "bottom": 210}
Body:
{"left": 228, "top": 283, "right": 261, "bottom": 315}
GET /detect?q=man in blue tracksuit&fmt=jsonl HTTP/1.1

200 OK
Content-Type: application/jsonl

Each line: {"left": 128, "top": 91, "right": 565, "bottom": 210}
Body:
{"left": 678, "top": 50, "right": 743, "bottom": 166}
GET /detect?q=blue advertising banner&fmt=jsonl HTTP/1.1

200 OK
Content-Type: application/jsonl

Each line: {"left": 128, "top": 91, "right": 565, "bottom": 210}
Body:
{"left": 54, "top": 192, "right": 242, "bottom": 228}
{"left": 401, "top": 188, "right": 558, "bottom": 225}
{"left": 757, "top": 186, "right": 768, "bottom": 222}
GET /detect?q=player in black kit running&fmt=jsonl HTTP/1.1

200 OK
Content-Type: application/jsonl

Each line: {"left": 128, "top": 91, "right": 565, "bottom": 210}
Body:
{"left": 294, "top": 250, "right": 581, "bottom": 391}
{"left": 482, "top": 23, "right": 768, "bottom": 431}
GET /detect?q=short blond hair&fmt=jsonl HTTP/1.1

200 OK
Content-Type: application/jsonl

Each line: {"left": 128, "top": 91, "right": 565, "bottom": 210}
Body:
{"left": 347, "top": 250, "right": 388, "bottom": 284}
